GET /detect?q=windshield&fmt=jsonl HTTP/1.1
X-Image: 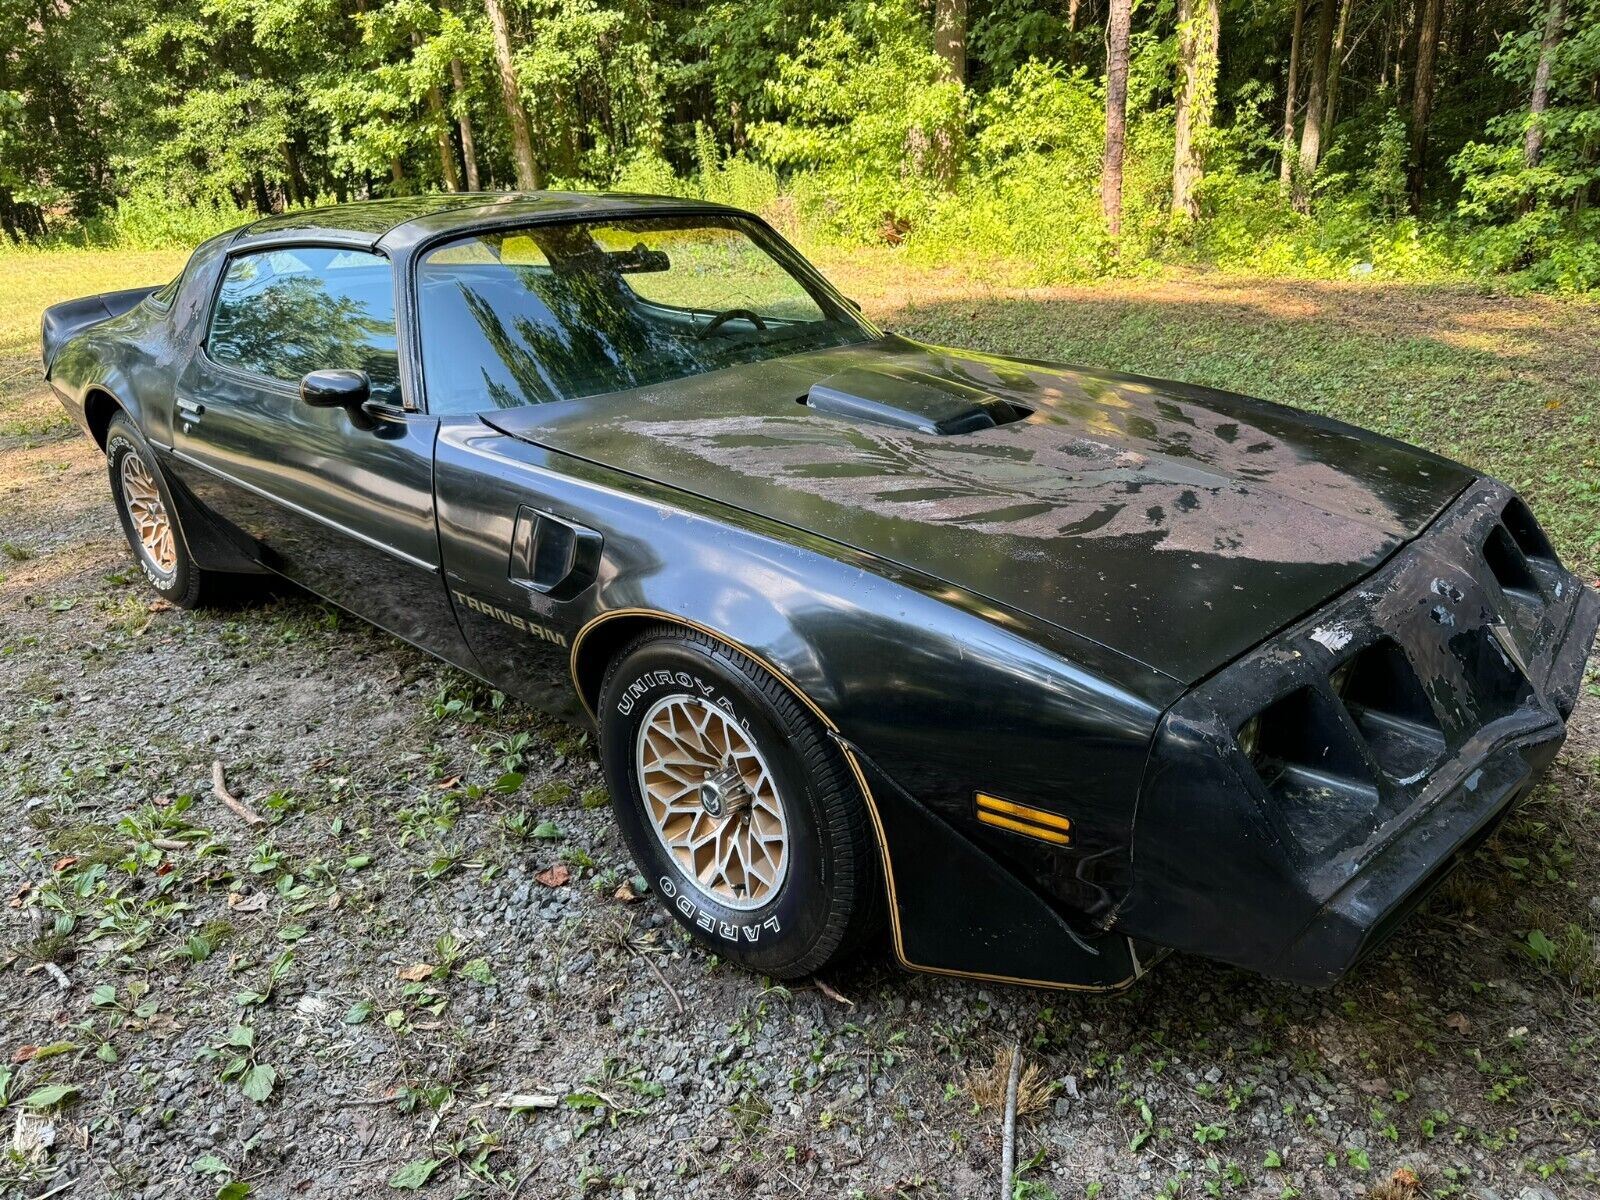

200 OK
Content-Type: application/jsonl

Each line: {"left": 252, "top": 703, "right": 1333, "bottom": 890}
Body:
{"left": 416, "top": 216, "right": 873, "bottom": 413}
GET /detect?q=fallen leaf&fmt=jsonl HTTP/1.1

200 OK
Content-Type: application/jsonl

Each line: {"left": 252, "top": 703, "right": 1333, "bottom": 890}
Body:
{"left": 7, "top": 881, "right": 33, "bottom": 908}
{"left": 396, "top": 963, "right": 435, "bottom": 982}
{"left": 814, "top": 978, "right": 855, "bottom": 1007}
{"left": 11, "top": 1045, "right": 39, "bottom": 1063}
{"left": 613, "top": 880, "right": 641, "bottom": 903}
{"left": 436, "top": 775, "right": 461, "bottom": 790}
{"left": 156, "top": 862, "right": 173, "bottom": 876}
{"left": 327, "top": 890, "right": 342, "bottom": 911}
{"left": 52, "top": 856, "right": 77, "bottom": 873}
{"left": 493, "top": 1092, "right": 560, "bottom": 1110}
{"left": 1445, "top": 1012, "right": 1470, "bottom": 1034}
{"left": 535, "top": 864, "right": 571, "bottom": 888}
{"left": 228, "top": 892, "right": 269, "bottom": 913}
{"left": 389, "top": 1158, "right": 443, "bottom": 1190}
{"left": 1390, "top": 1166, "right": 1422, "bottom": 1196}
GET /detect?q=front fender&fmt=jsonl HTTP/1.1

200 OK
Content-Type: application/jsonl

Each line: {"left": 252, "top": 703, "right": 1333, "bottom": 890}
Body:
{"left": 436, "top": 420, "right": 1178, "bottom": 988}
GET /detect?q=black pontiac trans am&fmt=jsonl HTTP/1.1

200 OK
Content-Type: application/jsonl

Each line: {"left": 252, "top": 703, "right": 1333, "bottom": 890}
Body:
{"left": 41, "top": 193, "right": 1599, "bottom": 991}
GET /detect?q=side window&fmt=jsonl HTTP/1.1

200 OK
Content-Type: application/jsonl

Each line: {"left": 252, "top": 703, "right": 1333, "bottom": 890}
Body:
{"left": 207, "top": 247, "right": 400, "bottom": 405}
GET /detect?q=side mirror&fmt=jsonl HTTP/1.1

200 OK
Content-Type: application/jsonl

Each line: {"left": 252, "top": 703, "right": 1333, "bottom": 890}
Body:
{"left": 301, "top": 368, "right": 370, "bottom": 411}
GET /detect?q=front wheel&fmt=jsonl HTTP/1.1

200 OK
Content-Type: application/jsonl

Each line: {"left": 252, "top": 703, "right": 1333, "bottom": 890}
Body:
{"left": 106, "top": 413, "right": 220, "bottom": 608}
{"left": 597, "top": 624, "right": 884, "bottom": 978}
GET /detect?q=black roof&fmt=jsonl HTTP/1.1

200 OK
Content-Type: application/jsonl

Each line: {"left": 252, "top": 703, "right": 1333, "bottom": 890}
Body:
{"left": 236, "top": 191, "right": 742, "bottom": 252}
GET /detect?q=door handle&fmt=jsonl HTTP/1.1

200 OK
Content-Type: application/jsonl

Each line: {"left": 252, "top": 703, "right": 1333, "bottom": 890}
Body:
{"left": 176, "top": 397, "right": 206, "bottom": 420}
{"left": 509, "top": 507, "right": 602, "bottom": 601}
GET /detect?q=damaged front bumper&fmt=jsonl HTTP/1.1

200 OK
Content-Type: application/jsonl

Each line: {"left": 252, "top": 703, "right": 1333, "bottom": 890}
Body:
{"left": 1118, "top": 479, "right": 1600, "bottom": 987}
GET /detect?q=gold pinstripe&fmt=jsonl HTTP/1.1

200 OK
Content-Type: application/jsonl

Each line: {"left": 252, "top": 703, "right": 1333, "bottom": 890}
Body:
{"left": 569, "top": 607, "right": 1137, "bottom": 992}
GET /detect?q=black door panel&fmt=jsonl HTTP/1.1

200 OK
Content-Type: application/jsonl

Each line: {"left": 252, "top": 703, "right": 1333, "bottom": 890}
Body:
{"left": 165, "top": 241, "right": 475, "bottom": 669}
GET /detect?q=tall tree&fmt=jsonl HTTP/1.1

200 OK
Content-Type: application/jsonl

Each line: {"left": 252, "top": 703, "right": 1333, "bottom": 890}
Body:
{"left": 427, "top": 80, "right": 463, "bottom": 190}
{"left": 1102, "top": 0, "right": 1133, "bottom": 236}
{"left": 1321, "top": 0, "right": 1354, "bottom": 136}
{"left": 1408, "top": 0, "right": 1444, "bottom": 210}
{"left": 934, "top": 0, "right": 967, "bottom": 84}
{"left": 1293, "top": 0, "right": 1339, "bottom": 210}
{"left": 1524, "top": 0, "right": 1567, "bottom": 167}
{"left": 483, "top": 0, "right": 540, "bottom": 189}
{"left": 450, "top": 58, "right": 481, "bottom": 190}
{"left": 1280, "top": 0, "right": 1306, "bottom": 186}
{"left": 1172, "top": 0, "right": 1222, "bottom": 221}
{"left": 414, "top": 32, "right": 462, "bottom": 192}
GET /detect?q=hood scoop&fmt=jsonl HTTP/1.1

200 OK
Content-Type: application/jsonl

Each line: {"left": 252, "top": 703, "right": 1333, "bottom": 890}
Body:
{"left": 800, "top": 365, "right": 1031, "bottom": 436}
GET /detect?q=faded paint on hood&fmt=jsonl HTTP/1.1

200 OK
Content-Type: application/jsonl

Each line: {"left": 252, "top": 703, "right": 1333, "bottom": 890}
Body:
{"left": 482, "top": 337, "right": 1473, "bottom": 683}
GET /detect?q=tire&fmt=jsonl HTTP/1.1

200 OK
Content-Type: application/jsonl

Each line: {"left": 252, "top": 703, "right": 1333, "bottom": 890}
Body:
{"left": 105, "top": 413, "right": 217, "bottom": 608}
{"left": 598, "top": 624, "right": 884, "bottom": 978}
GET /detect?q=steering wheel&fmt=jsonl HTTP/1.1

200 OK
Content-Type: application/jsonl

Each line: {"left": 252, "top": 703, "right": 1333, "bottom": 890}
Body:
{"left": 696, "top": 308, "right": 768, "bottom": 339}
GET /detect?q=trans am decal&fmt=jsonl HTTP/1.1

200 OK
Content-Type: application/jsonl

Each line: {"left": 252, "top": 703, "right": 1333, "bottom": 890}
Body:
{"left": 451, "top": 588, "right": 567, "bottom": 646}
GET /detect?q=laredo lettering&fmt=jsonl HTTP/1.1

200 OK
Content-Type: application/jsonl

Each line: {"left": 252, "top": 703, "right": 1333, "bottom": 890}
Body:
{"left": 659, "top": 876, "right": 779, "bottom": 943}
{"left": 450, "top": 589, "right": 568, "bottom": 647}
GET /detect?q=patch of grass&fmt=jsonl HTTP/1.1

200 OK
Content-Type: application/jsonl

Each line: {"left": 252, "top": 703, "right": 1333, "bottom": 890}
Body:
{"left": 0, "top": 248, "right": 185, "bottom": 360}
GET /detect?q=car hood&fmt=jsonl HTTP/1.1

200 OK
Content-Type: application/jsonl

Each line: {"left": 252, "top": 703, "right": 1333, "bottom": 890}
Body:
{"left": 482, "top": 337, "right": 1473, "bottom": 684}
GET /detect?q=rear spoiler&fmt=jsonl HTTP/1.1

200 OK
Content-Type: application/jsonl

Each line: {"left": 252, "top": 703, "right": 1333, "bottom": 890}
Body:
{"left": 40, "top": 286, "right": 160, "bottom": 374}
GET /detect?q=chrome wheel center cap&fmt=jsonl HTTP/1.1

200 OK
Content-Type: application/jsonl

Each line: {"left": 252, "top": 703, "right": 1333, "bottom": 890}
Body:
{"left": 700, "top": 762, "right": 749, "bottom": 819}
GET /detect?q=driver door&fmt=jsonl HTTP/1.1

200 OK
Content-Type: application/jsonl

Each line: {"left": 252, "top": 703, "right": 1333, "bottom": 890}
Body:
{"left": 166, "top": 242, "right": 473, "bottom": 667}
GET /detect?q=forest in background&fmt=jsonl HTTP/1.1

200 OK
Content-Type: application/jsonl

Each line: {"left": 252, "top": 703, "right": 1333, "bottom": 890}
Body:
{"left": 1, "top": 0, "right": 1598, "bottom": 289}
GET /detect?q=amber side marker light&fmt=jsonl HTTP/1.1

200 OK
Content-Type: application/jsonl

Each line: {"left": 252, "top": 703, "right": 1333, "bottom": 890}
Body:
{"left": 974, "top": 793, "right": 1073, "bottom": 844}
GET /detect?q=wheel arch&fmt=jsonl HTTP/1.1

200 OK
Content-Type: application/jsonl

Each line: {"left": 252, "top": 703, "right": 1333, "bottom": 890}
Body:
{"left": 84, "top": 385, "right": 128, "bottom": 450}
{"left": 570, "top": 608, "right": 843, "bottom": 735}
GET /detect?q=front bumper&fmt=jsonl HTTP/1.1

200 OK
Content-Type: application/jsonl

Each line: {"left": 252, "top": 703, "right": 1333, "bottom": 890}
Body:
{"left": 1118, "top": 479, "right": 1599, "bottom": 986}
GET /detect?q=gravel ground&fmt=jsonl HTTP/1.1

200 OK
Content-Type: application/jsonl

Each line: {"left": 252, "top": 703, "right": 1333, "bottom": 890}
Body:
{"left": 2, "top": 335, "right": 1598, "bottom": 1199}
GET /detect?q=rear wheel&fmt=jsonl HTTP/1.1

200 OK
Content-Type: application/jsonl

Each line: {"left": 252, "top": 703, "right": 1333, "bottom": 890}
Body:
{"left": 106, "top": 413, "right": 220, "bottom": 608}
{"left": 598, "top": 624, "right": 883, "bottom": 978}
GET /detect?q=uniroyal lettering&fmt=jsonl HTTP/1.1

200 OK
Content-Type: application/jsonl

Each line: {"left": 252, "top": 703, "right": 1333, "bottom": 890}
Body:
{"left": 451, "top": 589, "right": 568, "bottom": 646}
{"left": 616, "top": 669, "right": 714, "bottom": 716}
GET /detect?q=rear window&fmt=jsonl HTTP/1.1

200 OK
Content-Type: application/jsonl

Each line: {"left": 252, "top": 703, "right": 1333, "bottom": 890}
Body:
{"left": 207, "top": 247, "right": 400, "bottom": 404}
{"left": 416, "top": 217, "right": 870, "bottom": 414}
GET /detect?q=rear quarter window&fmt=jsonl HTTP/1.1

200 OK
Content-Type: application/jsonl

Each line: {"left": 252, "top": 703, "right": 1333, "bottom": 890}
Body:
{"left": 207, "top": 246, "right": 400, "bottom": 404}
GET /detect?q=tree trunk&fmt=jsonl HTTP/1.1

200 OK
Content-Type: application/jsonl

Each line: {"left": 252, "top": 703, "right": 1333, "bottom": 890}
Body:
{"left": 1102, "top": 0, "right": 1133, "bottom": 237}
{"left": 1408, "top": 0, "right": 1443, "bottom": 211}
{"left": 390, "top": 157, "right": 406, "bottom": 188}
{"left": 934, "top": 0, "right": 966, "bottom": 84}
{"left": 1321, "top": 0, "right": 1354, "bottom": 137}
{"left": 484, "top": 0, "right": 540, "bottom": 190}
{"left": 431, "top": 87, "right": 463, "bottom": 191}
{"left": 1172, "top": 0, "right": 1221, "bottom": 221}
{"left": 251, "top": 170, "right": 273, "bottom": 215}
{"left": 414, "top": 32, "right": 462, "bottom": 192}
{"left": 1293, "top": 0, "right": 1338, "bottom": 211}
{"left": 283, "top": 143, "right": 306, "bottom": 206}
{"left": 450, "top": 58, "right": 482, "bottom": 191}
{"left": 1280, "top": 0, "right": 1306, "bottom": 187}
{"left": 1524, "top": 0, "right": 1566, "bottom": 168}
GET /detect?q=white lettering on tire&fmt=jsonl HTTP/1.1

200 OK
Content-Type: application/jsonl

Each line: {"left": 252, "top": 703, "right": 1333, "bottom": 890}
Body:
{"left": 657, "top": 875, "right": 779, "bottom": 943}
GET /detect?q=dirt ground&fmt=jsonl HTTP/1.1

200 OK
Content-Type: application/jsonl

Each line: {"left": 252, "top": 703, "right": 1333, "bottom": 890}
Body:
{"left": 1, "top": 275, "right": 1598, "bottom": 1200}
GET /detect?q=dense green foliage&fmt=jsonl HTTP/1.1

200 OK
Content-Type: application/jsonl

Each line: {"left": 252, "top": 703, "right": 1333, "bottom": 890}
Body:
{"left": 2, "top": 0, "right": 1597, "bottom": 287}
